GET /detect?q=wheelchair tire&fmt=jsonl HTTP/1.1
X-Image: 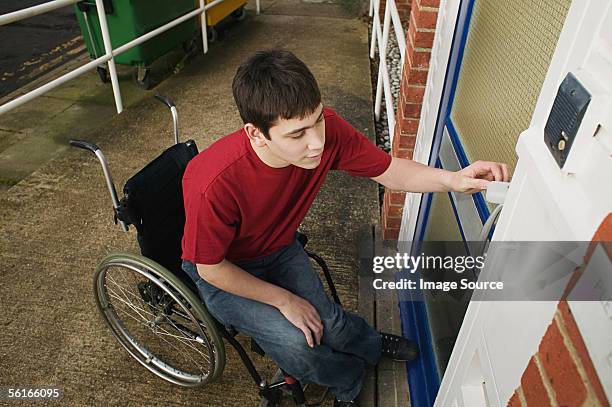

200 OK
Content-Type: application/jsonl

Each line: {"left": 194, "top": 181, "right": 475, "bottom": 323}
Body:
{"left": 94, "top": 252, "right": 226, "bottom": 386}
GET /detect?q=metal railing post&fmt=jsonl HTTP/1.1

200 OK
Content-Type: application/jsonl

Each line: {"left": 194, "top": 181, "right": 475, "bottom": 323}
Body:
{"left": 200, "top": 0, "right": 208, "bottom": 53}
{"left": 389, "top": 0, "right": 406, "bottom": 73}
{"left": 0, "top": 0, "right": 78, "bottom": 25}
{"left": 370, "top": 0, "right": 380, "bottom": 59}
{"left": 94, "top": 0, "right": 123, "bottom": 114}
{"left": 374, "top": 1, "right": 391, "bottom": 120}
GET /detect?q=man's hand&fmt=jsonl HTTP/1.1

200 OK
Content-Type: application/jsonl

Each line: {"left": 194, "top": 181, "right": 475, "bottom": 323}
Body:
{"left": 449, "top": 160, "right": 510, "bottom": 194}
{"left": 371, "top": 157, "right": 510, "bottom": 194}
{"left": 198, "top": 261, "right": 323, "bottom": 348}
{"left": 277, "top": 294, "right": 323, "bottom": 348}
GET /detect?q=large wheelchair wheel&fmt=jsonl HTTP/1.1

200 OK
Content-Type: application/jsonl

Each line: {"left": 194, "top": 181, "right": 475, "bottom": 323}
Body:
{"left": 94, "top": 252, "right": 226, "bottom": 386}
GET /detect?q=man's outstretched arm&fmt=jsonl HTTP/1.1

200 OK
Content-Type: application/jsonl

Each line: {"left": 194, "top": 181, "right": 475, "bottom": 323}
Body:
{"left": 197, "top": 260, "right": 323, "bottom": 348}
{"left": 371, "top": 157, "right": 510, "bottom": 194}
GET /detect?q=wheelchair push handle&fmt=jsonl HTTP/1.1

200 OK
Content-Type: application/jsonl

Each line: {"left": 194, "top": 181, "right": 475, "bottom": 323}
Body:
{"left": 68, "top": 139, "right": 128, "bottom": 232}
{"left": 155, "top": 93, "right": 180, "bottom": 145}
{"left": 154, "top": 93, "right": 175, "bottom": 109}
{"left": 69, "top": 139, "right": 99, "bottom": 153}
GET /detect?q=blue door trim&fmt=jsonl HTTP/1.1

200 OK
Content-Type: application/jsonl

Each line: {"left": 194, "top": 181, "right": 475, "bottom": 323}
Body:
{"left": 446, "top": 119, "right": 490, "bottom": 223}
{"left": 411, "top": 0, "right": 478, "bottom": 250}
{"left": 402, "top": 1, "right": 482, "bottom": 406}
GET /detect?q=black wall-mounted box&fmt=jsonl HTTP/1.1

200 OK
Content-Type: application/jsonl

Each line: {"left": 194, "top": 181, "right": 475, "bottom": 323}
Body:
{"left": 544, "top": 73, "right": 591, "bottom": 168}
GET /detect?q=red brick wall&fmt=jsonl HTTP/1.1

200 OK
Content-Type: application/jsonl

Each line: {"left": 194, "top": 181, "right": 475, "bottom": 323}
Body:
{"left": 505, "top": 214, "right": 612, "bottom": 407}
{"left": 381, "top": 0, "right": 440, "bottom": 240}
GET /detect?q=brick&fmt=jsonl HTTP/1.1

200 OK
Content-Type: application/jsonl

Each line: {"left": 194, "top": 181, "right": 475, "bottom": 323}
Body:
{"left": 394, "top": 148, "right": 413, "bottom": 159}
{"left": 408, "top": 68, "right": 430, "bottom": 85}
{"left": 521, "top": 357, "right": 553, "bottom": 407}
{"left": 412, "top": 49, "right": 432, "bottom": 68}
{"left": 557, "top": 301, "right": 611, "bottom": 406}
{"left": 405, "top": 85, "right": 425, "bottom": 103}
{"left": 387, "top": 190, "right": 406, "bottom": 205}
{"left": 399, "top": 129, "right": 417, "bottom": 139}
{"left": 403, "top": 102, "right": 422, "bottom": 118}
{"left": 382, "top": 227, "right": 399, "bottom": 241}
{"left": 401, "top": 50, "right": 413, "bottom": 73}
{"left": 383, "top": 191, "right": 391, "bottom": 208}
{"left": 418, "top": 0, "right": 440, "bottom": 7}
{"left": 387, "top": 204, "right": 404, "bottom": 218}
{"left": 401, "top": 118, "right": 420, "bottom": 134}
{"left": 415, "top": 30, "right": 435, "bottom": 49}
{"left": 409, "top": 22, "right": 436, "bottom": 49}
{"left": 385, "top": 216, "right": 401, "bottom": 229}
{"left": 412, "top": 3, "right": 438, "bottom": 30}
{"left": 392, "top": 128, "right": 402, "bottom": 148}
{"left": 399, "top": 135, "right": 417, "bottom": 149}
{"left": 405, "top": 38, "right": 415, "bottom": 66}
{"left": 539, "top": 321, "right": 587, "bottom": 407}
{"left": 391, "top": 131, "right": 401, "bottom": 152}
{"left": 507, "top": 392, "right": 522, "bottom": 407}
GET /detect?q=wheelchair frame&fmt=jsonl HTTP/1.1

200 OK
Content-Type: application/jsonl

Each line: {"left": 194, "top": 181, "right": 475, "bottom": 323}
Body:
{"left": 70, "top": 94, "right": 342, "bottom": 407}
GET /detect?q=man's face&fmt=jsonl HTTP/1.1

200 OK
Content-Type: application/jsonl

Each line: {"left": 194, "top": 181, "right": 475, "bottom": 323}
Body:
{"left": 265, "top": 104, "right": 326, "bottom": 169}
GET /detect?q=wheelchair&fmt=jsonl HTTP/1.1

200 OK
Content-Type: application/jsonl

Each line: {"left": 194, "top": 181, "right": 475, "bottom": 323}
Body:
{"left": 70, "top": 95, "right": 342, "bottom": 407}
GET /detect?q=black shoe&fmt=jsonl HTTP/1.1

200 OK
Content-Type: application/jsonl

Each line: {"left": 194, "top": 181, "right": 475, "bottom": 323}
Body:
{"left": 334, "top": 399, "right": 360, "bottom": 407}
{"left": 380, "top": 332, "right": 419, "bottom": 361}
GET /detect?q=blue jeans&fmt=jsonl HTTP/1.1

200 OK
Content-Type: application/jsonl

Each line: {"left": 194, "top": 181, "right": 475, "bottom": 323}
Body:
{"left": 182, "top": 237, "right": 381, "bottom": 401}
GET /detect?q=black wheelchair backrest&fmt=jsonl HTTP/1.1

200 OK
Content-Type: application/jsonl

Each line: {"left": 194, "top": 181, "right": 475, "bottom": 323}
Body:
{"left": 117, "top": 139, "right": 198, "bottom": 281}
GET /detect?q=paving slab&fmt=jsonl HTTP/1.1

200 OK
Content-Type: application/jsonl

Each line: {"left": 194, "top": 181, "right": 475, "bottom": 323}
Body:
{"left": 0, "top": 96, "right": 74, "bottom": 133}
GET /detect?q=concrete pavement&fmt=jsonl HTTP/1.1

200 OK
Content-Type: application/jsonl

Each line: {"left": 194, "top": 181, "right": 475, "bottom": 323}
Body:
{"left": 0, "top": 1, "right": 408, "bottom": 405}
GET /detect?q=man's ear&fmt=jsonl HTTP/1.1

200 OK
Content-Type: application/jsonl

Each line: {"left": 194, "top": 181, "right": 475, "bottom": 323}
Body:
{"left": 244, "top": 123, "right": 267, "bottom": 147}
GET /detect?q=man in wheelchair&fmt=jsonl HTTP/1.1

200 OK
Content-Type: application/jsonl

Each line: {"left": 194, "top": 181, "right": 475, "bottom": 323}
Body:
{"left": 180, "top": 50, "right": 509, "bottom": 406}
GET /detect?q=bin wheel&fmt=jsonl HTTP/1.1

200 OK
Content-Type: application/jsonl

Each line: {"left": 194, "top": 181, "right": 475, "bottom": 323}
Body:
{"left": 231, "top": 6, "right": 247, "bottom": 21}
{"left": 207, "top": 26, "right": 218, "bottom": 43}
{"left": 133, "top": 67, "right": 153, "bottom": 90}
{"left": 97, "top": 66, "right": 110, "bottom": 83}
{"left": 182, "top": 36, "right": 200, "bottom": 58}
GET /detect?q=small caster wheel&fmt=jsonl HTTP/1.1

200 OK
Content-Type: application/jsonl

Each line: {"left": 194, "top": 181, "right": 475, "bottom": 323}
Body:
{"left": 97, "top": 66, "right": 109, "bottom": 83}
{"left": 133, "top": 67, "right": 153, "bottom": 90}
{"left": 259, "top": 389, "right": 282, "bottom": 407}
{"left": 231, "top": 6, "right": 247, "bottom": 21}
{"left": 207, "top": 26, "right": 218, "bottom": 43}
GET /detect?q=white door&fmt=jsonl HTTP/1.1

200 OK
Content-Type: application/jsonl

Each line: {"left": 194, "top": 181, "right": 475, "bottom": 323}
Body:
{"left": 435, "top": 1, "right": 612, "bottom": 406}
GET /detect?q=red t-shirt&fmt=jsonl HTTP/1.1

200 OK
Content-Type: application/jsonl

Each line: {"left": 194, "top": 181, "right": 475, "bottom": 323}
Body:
{"left": 181, "top": 108, "right": 391, "bottom": 264}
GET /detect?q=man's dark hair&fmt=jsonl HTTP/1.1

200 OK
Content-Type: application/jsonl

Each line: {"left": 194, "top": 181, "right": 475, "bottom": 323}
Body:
{"left": 232, "top": 49, "right": 321, "bottom": 139}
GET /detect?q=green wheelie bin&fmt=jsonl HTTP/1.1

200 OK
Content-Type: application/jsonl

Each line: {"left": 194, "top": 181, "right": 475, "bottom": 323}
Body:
{"left": 75, "top": 0, "right": 198, "bottom": 89}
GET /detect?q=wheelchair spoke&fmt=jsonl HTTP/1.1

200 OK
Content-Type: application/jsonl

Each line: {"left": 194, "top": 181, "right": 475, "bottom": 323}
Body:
{"left": 106, "top": 273, "right": 174, "bottom": 319}
{"left": 148, "top": 323, "right": 208, "bottom": 374}
{"left": 153, "top": 324, "right": 211, "bottom": 363}
{"left": 106, "top": 274, "right": 149, "bottom": 307}
{"left": 108, "top": 293, "right": 209, "bottom": 374}
{"left": 106, "top": 286, "right": 156, "bottom": 321}
{"left": 104, "top": 271, "right": 212, "bottom": 371}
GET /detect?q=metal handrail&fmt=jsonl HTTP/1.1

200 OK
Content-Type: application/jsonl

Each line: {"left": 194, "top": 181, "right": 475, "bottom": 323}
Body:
{"left": 369, "top": 0, "right": 407, "bottom": 146}
{"left": 0, "top": 0, "right": 260, "bottom": 116}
